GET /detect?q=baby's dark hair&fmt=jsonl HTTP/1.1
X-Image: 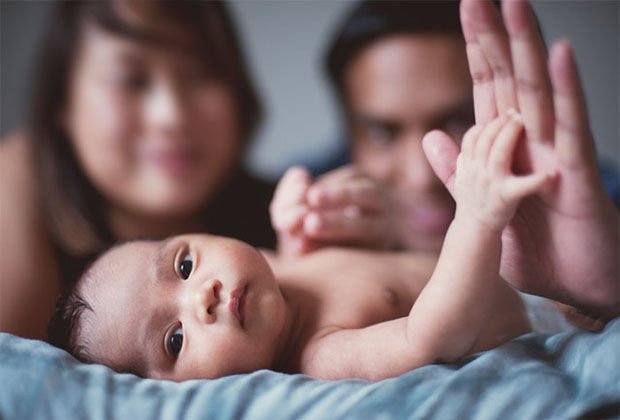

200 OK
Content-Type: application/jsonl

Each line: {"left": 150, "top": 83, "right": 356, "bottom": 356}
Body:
{"left": 47, "top": 239, "right": 146, "bottom": 363}
{"left": 47, "top": 258, "right": 101, "bottom": 363}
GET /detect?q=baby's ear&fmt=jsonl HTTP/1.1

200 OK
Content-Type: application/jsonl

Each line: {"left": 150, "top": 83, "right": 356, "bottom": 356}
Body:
{"left": 422, "top": 130, "right": 459, "bottom": 196}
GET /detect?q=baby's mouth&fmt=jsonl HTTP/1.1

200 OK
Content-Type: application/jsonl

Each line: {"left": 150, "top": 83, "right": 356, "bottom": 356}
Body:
{"left": 229, "top": 286, "right": 247, "bottom": 327}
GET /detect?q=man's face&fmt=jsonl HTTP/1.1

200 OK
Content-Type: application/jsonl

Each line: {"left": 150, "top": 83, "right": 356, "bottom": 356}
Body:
{"left": 78, "top": 234, "right": 286, "bottom": 381}
{"left": 345, "top": 34, "right": 473, "bottom": 252}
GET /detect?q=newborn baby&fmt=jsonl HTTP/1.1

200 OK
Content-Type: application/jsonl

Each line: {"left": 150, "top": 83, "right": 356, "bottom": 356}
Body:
{"left": 50, "top": 112, "right": 554, "bottom": 381}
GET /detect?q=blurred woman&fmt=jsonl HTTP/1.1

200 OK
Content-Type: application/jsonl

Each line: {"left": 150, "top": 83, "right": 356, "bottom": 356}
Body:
{"left": 0, "top": 1, "right": 274, "bottom": 339}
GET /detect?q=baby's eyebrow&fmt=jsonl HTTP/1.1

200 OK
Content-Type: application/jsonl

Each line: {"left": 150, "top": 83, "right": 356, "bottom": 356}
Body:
{"left": 138, "top": 309, "right": 169, "bottom": 374}
{"left": 154, "top": 237, "right": 176, "bottom": 284}
{"left": 138, "top": 238, "right": 181, "bottom": 372}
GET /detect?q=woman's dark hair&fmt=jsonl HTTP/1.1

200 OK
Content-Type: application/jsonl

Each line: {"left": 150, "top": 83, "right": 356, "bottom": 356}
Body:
{"left": 29, "top": 1, "right": 262, "bottom": 269}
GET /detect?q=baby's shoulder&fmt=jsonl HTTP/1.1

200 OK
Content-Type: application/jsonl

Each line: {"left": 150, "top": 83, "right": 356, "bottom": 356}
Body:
{"left": 305, "top": 247, "right": 437, "bottom": 275}
{"left": 272, "top": 247, "right": 436, "bottom": 282}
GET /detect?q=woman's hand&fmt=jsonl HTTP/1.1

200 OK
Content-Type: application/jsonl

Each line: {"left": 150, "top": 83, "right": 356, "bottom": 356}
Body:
{"left": 270, "top": 165, "right": 393, "bottom": 257}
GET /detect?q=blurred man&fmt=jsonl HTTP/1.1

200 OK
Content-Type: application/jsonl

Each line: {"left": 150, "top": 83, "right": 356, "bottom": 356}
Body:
{"left": 325, "top": 1, "right": 476, "bottom": 252}
{"left": 323, "top": 0, "right": 619, "bottom": 322}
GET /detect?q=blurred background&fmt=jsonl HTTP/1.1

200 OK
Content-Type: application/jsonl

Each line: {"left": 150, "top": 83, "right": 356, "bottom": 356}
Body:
{"left": 2, "top": 0, "right": 618, "bottom": 182}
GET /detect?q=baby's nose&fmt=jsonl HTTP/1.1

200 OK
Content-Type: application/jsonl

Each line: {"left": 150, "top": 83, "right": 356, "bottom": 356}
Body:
{"left": 195, "top": 280, "right": 222, "bottom": 324}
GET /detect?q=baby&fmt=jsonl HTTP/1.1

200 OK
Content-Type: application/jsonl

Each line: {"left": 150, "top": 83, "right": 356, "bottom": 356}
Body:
{"left": 50, "top": 111, "right": 556, "bottom": 381}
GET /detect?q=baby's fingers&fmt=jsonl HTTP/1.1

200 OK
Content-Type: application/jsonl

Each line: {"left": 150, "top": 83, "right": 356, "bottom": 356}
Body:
{"left": 489, "top": 110, "right": 524, "bottom": 175}
{"left": 475, "top": 113, "right": 509, "bottom": 162}
{"left": 504, "top": 171, "right": 557, "bottom": 202}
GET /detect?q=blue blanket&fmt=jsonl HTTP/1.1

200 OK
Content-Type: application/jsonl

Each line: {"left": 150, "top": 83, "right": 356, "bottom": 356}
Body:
{"left": 1, "top": 319, "right": 619, "bottom": 419}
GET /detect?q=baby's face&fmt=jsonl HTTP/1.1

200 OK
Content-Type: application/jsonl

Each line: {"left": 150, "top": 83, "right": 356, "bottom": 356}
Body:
{"left": 79, "top": 234, "right": 287, "bottom": 380}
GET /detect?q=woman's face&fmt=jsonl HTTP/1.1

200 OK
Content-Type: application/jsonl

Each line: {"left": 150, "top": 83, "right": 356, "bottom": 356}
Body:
{"left": 65, "top": 24, "right": 241, "bottom": 219}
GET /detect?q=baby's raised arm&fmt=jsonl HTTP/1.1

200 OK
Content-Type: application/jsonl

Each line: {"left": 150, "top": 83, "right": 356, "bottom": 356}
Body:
{"left": 405, "top": 111, "right": 556, "bottom": 360}
{"left": 303, "top": 111, "right": 555, "bottom": 380}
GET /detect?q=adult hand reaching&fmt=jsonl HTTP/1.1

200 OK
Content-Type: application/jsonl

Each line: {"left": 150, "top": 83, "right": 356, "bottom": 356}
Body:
{"left": 423, "top": 0, "right": 619, "bottom": 320}
{"left": 271, "top": 165, "right": 392, "bottom": 257}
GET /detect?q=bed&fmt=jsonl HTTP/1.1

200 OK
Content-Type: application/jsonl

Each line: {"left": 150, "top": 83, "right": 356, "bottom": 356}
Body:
{"left": 1, "top": 317, "right": 618, "bottom": 419}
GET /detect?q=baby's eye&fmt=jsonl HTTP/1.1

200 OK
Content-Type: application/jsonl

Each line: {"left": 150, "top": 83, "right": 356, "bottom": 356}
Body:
{"left": 179, "top": 254, "right": 193, "bottom": 280}
{"left": 168, "top": 326, "right": 184, "bottom": 356}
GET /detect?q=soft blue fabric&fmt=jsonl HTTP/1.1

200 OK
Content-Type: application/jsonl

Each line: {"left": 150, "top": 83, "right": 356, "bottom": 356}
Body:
{"left": 1, "top": 319, "right": 619, "bottom": 419}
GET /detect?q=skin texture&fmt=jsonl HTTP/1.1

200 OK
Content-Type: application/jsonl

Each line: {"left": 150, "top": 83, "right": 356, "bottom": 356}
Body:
{"left": 344, "top": 34, "right": 474, "bottom": 253}
{"left": 79, "top": 114, "right": 540, "bottom": 381}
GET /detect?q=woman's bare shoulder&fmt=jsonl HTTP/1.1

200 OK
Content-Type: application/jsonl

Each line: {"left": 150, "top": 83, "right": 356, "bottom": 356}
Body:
{"left": 0, "top": 132, "right": 41, "bottom": 223}
{"left": 0, "top": 132, "right": 61, "bottom": 339}
{"left": 1, "top": 132, "right": 36, "bottom": 180}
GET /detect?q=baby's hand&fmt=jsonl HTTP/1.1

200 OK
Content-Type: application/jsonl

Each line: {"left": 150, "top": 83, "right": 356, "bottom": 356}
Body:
{"left": 270, "top": 165, "right": 392, "bottom": 257}
{"left": 453, "top": 110, "right": 557, "bottom": 232}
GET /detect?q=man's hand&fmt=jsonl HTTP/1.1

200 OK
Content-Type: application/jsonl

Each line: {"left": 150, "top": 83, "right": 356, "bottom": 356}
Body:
{"left": 423, "top": 0, "right": 619, "bottom": 320}
{"left": 270, "top": 165, "right": 392, "bottom": 257}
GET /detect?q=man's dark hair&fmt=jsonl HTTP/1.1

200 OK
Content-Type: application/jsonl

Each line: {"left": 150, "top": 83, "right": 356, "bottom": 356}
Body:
{"left": 325, "top": 0, "right": 500, "bottom": 101}
{"left": 326, "top": 1, "right": 463, "bottom": 99}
